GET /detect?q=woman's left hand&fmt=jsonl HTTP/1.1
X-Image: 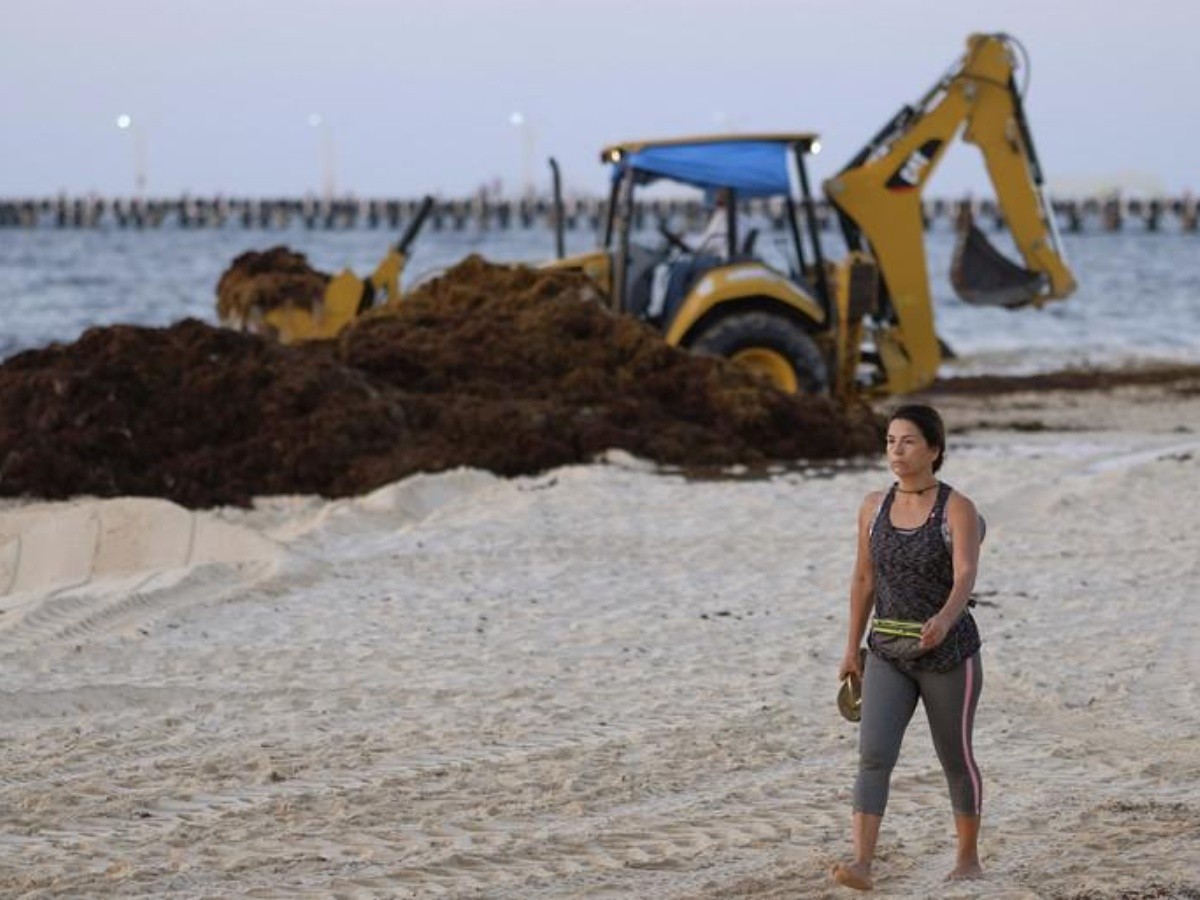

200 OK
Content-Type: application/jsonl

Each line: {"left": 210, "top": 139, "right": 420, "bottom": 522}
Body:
{"left": 919, "top": 613, "right": 952, "bottom": 650}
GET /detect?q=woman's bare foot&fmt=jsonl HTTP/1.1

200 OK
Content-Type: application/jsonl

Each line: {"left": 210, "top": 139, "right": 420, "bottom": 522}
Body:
{"left": 945, "top": 859, "right": 984, "bottom": 881}
{"left": 831, "top": 861, "right": 873, "bottom": 890}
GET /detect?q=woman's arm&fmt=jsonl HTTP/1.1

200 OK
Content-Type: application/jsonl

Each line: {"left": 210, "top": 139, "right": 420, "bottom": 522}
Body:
{"left": 839, "top": 493, "right": 880, "bottom": 679}
{"left": 919, "top": 491, "right": 981, "bottom": 650}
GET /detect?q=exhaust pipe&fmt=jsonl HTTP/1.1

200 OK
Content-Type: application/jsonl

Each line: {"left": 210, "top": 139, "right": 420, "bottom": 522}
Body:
{"left": 549, "top": 157, "right": 565, "bottom": 259}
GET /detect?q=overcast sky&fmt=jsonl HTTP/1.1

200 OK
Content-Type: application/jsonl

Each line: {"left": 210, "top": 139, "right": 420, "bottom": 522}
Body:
{"left": 1, "top": 0, "right": 1195, "bottom": 199}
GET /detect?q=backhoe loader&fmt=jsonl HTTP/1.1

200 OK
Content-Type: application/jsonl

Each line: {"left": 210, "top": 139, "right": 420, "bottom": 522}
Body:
{"left": 543, "top": 32, "right": 1075, "bottom": 399}
{"left": 219, "top": 196, "right": 434, "bottom": 340}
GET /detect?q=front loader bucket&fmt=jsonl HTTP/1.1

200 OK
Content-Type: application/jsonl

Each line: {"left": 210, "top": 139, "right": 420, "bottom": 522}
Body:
{"left": 950, "top": 209, "right": 1047, "bottom": 309}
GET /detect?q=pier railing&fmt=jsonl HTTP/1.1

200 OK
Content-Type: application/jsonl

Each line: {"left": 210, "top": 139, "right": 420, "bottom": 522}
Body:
{"left": 0, "top": 195, "right": 1195, "bottom": 233}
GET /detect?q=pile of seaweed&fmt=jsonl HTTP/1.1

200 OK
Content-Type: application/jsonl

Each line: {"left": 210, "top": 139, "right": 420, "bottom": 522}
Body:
{"left": 0, "top": 257, "right": 884, "bottom": 508}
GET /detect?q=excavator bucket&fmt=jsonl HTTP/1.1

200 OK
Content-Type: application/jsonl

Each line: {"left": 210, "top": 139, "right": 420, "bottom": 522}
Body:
{"left": 950, "top": 208, "right": 1047, "bottom": 309}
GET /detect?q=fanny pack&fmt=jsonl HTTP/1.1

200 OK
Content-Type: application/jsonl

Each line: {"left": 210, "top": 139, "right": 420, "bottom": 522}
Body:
{"left": 870, "top": 618, "right": 928, "bottom": 661}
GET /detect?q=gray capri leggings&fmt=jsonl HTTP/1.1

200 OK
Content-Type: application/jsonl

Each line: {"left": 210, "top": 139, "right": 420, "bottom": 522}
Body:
{"left": 854, "top": 650, "right": 983, "bottom": 817}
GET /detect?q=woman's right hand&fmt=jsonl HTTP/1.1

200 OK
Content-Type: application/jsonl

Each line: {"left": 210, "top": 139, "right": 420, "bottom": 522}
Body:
{"left": 838, "top": 649, "right": 863, "bottom": 683}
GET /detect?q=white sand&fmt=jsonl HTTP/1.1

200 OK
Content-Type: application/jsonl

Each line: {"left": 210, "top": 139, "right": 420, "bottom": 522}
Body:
{"left": 1, "top": 386, "right": 1198, "bottom": 898}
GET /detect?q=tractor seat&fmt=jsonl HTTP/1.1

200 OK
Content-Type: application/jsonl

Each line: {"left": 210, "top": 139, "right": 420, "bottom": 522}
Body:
{"left": 650, "top": 254, "right": 725, "bottom": 327}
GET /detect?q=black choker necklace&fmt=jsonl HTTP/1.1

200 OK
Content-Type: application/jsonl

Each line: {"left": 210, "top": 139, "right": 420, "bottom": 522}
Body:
{"left": 894, "top": 481, "right": 938, "bottom": 495}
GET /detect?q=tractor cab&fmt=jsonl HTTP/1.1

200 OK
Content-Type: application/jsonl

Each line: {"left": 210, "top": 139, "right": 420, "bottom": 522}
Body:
{"left": 603, "top": 134, "right": 831, "bottom": 318}
{"left": 548, "top": 134, "right": 852, "bottom": 394}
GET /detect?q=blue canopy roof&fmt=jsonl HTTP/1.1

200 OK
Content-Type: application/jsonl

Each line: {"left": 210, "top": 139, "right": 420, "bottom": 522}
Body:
{"left": 610, "top": 138, "right": 806, "bottom": 198}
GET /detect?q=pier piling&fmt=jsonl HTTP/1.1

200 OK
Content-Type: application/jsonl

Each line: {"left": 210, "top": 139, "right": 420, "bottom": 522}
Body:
{"left": 0, "top": 194, "right": 1195, "bottom": 234}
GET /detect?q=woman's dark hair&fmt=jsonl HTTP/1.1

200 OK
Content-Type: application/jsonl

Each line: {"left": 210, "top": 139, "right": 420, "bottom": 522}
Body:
{"left": 888, "top": 404, "right": 946, "bottom": 473}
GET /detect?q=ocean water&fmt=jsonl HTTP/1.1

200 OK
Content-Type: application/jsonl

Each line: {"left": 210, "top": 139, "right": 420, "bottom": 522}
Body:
{"left": 2, "top": 222, "right": 1199, "bottom": 375}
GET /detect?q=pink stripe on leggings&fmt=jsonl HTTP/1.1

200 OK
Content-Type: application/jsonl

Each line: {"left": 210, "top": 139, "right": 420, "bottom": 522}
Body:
{"left": 961, "top": 655, "right": 982, "bottom": 815}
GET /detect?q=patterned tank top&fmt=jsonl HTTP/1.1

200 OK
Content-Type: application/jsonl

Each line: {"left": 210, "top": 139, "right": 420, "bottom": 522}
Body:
{"left": 868, "top": 482, "right": 981, "bottom": 673}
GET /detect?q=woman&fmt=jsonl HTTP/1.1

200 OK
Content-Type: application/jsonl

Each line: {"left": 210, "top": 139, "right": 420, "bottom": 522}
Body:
{"left": 832, "top": 404, "right": 985, "bottom": 891}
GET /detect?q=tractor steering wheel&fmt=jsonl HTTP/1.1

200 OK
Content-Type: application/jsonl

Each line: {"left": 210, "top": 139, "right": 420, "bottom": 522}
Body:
{"left": 657, "top": 222, "right": 694, "bottom": 254}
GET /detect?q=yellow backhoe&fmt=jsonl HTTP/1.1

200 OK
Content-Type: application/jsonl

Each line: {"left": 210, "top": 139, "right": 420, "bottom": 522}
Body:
{"left": 542, "top": 32, "right": 1075, "bottom": 399}
{"left": 219, "top": 196, "right": 434, "bottom": 341}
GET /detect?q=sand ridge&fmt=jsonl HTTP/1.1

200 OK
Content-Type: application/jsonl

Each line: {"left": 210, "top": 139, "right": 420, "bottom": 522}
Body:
{"left": 0, "top": 497, "right": 282, "bottom": 658}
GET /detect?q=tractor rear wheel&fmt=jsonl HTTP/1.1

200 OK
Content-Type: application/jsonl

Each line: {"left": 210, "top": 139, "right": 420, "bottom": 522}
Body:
{"left": 691, "top": 311, "right": 829, "bottom": 395}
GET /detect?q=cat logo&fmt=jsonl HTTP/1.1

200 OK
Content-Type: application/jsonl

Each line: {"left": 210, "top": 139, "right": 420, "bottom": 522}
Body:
{"left": 886, "top": 140, "right": 943, "bottom": 190}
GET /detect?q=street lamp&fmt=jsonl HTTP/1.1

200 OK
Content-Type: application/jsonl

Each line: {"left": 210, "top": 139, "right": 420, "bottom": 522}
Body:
{"left": 308, "top": 113, "right": 336, "bottom": 201}
{"left": 116, "top": 113, "right": 147, "bottom": 196}
{"left": 509, "top": 111, "right": 535, "bottom": 199}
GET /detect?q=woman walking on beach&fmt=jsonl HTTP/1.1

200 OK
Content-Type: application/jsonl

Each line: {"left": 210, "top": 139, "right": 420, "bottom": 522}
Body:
{"left": 833, "top": 404, "right": 985, "bottom": 891}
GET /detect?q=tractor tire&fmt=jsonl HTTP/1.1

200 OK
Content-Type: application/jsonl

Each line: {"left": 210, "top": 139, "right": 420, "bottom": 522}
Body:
{"left": 691, "top": 310, "right": 829, "bottom": 395}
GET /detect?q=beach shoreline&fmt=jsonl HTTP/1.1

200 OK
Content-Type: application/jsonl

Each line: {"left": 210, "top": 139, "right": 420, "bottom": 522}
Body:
{"left": 1, "top": 381, "right": 1198, "bottom": 898}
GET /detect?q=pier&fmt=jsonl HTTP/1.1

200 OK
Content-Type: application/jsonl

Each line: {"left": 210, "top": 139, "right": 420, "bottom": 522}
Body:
{"left": 0, "top": 195, "right": 1195, "bottom": 234}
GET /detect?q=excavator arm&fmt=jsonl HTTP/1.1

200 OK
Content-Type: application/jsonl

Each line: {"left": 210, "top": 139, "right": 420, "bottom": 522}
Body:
{"left": 824, "top": 33, "right": 1076, "bottom": 394}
